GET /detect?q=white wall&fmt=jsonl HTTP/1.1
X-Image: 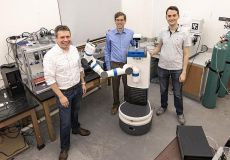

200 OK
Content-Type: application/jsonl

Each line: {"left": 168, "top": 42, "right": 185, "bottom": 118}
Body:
{"left": 1, "top": 0, "right": 229, "bottom": 87}
{"left": 1, "top": 0, "right": 229, "bottom": 60}
{"left": 0, "top": 0, "right": 60, "bottom": 87}
{"left": 58, "top": 0, "right": 121, "bottom": 45}
{"left": 122, "top": 0, "right": 154, "bottom": 38}
{"left": 123, "top": 0, "right": 230, "bottom": 48}
{"left": 153, "top": 0, "right": 230, "bottom": 48}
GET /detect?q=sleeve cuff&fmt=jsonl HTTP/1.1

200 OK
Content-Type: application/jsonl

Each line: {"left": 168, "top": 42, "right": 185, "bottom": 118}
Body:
{"left": 80, "top": 66, "right": 84, "bottom": 72}
{"left": 46, "top": 79, "right": 56, "bottom": 86}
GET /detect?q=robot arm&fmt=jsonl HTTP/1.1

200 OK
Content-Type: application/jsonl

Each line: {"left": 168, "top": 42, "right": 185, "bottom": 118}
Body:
{"left": 101, "top": 64, "right": 133, "bottom": 79}
{"left": 81, "top": 42, "right": 104, "bottom": 76}
{"left": 82, "top": 42, "right": 133, "bottom": 79}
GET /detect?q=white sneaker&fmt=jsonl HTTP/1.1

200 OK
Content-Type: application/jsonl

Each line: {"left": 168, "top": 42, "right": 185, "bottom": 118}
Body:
{"left": 177, "top": 114, "right": 185, "bottom": 125}
{"left": 156, "top": 107, "right": 166, "bottom": 116}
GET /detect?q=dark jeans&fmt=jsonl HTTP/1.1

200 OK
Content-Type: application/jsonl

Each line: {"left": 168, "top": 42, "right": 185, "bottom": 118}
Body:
{"left": 111, "top": 61, "right": 128, "bottom": 106}
{"left": 57, "top": 83, "right": 83, "bottom": 150}
{"left": 158, "top": 67, "right": 183, "bottom": 115}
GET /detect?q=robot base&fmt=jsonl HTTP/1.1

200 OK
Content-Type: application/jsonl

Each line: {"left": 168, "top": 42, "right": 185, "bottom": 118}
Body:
{"left": 119, "top": 101, "right": 153, "bottom": 136}
{"left": 119, "top": 119, "right": 152, "bottom": 136}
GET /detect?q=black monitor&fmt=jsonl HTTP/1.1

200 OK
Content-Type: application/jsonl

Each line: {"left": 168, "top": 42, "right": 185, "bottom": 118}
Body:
{"left": 0, "top": 63, "right": 24, "bottom": 95}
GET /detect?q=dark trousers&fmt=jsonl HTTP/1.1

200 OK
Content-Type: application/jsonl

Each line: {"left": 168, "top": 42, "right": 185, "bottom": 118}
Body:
{"left": 111, "top": 61, "right": 128, "bottom": 106}
{"left": 158, "top": 67, "right": 183, "bottom": 115}
{"left": 57, "top": 83, "right": 82, "bottom": 150}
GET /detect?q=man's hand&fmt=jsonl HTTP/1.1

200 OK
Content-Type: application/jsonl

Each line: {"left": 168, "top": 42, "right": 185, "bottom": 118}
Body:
{"left": 148, "top": 43, "right": 162, "bottom": 57}
{"left": 82, "top": 84, "right": 87, "bottom": 95}
{"left": 59, "top": 95, "right": 69, "bottom": 108}
{"left": 179, "top": 72, "right": 186, "bottom": 83}
{"left": 149, "top": 50, "right": 154, "bottom": 57}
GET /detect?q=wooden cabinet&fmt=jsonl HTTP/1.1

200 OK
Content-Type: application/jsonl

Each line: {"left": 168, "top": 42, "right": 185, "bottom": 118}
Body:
{"left": 86, "top": 78, "right": 100, "bottom": 91}
{"left": 182, "top": 63, "right": 207, "bottom": 101}
{"left": 182, "top": 52, "right": 212, "bottom": 101}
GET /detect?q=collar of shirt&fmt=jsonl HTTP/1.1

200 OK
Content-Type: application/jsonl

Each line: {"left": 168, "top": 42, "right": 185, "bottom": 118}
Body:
{"left": 114, "top": 28, "right": 128, "bottom": 35}
{"left": 55, "top": 44, "right": 72, "bottom": 55}
{"left": 168, "top": 24, "right": 181, "bottom": 36}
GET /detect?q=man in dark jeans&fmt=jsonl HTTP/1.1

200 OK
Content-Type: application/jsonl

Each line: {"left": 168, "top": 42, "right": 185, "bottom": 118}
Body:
{"left": 150, "top": 6, "right": 191, "bottom": 125}
{"left": 43, "top": 25, "right": 90, "bottom": 160}
{"left": 158, "top": 68, "right": 184, "bottom": 116}
{"left": 104, "top": 11, "right": 134, "bottom": 115}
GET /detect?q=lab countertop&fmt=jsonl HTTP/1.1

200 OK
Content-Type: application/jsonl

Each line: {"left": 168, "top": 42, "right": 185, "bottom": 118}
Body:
{"left": 189, "top": 51, "right": 212, "bottom": 67}
{"left": 0, "top": 87, "right": 39, "bottom": 122}
{"left": 140, "top": 40, "right": 212, "bottom": 67}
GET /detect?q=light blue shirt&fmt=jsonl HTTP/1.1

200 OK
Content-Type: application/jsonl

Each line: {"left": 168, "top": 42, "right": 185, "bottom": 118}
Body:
{"left": 104, "top": 28, "right": 134, "bottom": 70}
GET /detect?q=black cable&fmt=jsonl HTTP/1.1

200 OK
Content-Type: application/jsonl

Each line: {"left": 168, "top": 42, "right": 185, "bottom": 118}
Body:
{"left": 5, "top": 37, "right": 22, "bottom": 70}
{"left": 6, "top": 27, "right": 50, "bottom": 45}
{"left": 4, "top": 27, "right": 52, "bottom": 76}
{"left": 5, "top": 38, "right": 16, "bottom": 63}
{"left": 0, "top": 122, "right": 34, "bottom": 138}
{"left": 14, "top": 38, "right": 27, "bottom": 75}
{"left": 3, "top": 126, "right": 21, "bottom": 139}
{"left": 40, "top": 27, "right": 49, "bottom": 33}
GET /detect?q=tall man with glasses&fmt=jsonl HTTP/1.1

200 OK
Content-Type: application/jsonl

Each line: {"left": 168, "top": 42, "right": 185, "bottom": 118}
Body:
{"left": 104, "top": 11, "right": 134, "bottom": 115}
